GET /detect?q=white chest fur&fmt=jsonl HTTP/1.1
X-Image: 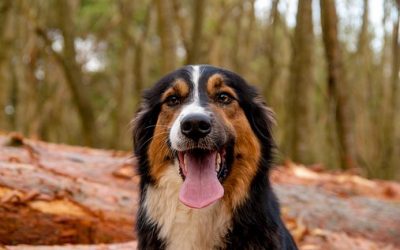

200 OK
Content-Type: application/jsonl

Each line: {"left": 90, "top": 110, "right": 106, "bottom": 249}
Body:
{"left": 144, "top": 166, "right": 232, "bottom": 250}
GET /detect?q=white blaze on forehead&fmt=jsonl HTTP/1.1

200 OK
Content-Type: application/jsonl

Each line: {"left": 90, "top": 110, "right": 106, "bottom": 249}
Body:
{"left": 191, "top": 65, "right": 201, "bottom": 104}
{"left": 169, "top": 65, "right": 208, "bottom": 150}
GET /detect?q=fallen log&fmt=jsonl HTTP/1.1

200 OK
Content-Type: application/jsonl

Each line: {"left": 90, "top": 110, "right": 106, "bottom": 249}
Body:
{"left": 1, "top": 132, "right": 399, "bottom": 249}
{"left": 0, "top": 133, "right": 137, "bottom": 245}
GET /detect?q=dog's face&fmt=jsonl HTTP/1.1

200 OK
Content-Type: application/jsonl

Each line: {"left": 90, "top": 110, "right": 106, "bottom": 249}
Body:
{"left": 133, "top": 65, "right": 274, "bottom": 209}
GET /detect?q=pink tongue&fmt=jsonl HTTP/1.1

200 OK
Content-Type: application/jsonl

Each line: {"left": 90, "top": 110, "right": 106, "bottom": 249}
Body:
{"left": 179, "top": 151, "right": 224, "bottom": 209}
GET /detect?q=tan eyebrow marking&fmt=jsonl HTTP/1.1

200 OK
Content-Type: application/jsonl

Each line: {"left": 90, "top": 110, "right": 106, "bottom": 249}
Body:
{"left": 207, "top": 74, "right": 238, "bottom": 99}
{"left": 161, "top": 79, "right": 190, "bottom": 101}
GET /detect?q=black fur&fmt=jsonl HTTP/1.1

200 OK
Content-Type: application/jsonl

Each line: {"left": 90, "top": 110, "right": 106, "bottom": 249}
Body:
{"left": 133, "top": 65, "right": 297, "bottom": 250}
{"left": 135, "top": 188, "right": 166, "bottom": 249}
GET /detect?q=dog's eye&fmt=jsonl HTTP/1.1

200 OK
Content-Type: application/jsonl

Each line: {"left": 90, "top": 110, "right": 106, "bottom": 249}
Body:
{"left": 166, "top": 95, "right": 181, "bottom": 106}
{"left": 216, "top": 92, "right": 233, "bottom": 105}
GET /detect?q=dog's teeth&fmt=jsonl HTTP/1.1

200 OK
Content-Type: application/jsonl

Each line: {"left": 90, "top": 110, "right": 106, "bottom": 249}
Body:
{"left": 183, "top": 153, "right": 188, "bottom": 173}
{"left": 216, "top": 153, "right": 221, "bottom": 172}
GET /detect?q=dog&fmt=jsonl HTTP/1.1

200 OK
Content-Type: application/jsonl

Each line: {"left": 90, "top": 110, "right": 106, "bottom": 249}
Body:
{"left": 133, "top": 65, "right": 297, "bottom": 250}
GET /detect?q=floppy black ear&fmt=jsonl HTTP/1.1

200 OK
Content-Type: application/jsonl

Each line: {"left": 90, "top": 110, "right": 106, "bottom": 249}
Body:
{"left": 132, "top": 95, "right": 161, "bottom": 182}
{"left": 249, "top": 96, "right": 275, "bottom": 144}
{"left": 132, "top": 104, "right": 158, "bottom": 155}
{"left": 240, "top": 88, "right": 276, "bottom": 164}
{"left": 132, "top": 100, "right": 162, "bottom": 153}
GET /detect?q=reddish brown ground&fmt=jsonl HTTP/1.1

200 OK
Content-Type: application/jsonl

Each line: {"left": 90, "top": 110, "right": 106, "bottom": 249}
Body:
{"left": 0, "top": 132, "right": 399, "bottom": 250}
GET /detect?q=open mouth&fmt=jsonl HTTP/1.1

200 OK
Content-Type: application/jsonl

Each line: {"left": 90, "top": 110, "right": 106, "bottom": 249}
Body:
{"left": 177, "top": 148, "right": 228, "bottom": 209}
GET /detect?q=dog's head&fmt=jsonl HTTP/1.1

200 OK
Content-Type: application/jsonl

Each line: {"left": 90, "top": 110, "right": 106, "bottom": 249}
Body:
{"left": 133, "top": 65, "right": 274, "bottom": 209}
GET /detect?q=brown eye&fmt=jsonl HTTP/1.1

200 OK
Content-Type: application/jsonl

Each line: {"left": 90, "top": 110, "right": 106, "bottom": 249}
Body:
{"left": 216, "top": 92, "right": 232, "bottom": 105}
{"left": 166, "top": 95, "right": 181, "bottom": 106}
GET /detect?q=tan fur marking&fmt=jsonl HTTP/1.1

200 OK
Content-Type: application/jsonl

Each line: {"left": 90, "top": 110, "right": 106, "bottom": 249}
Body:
{"left": 210, "top": 101, "right": 261, "bottom": 209}
{"left": 148, "top": 79, "right": 189, "bottom": 182}
{"left": 147, "top": 112, "right": 175, "bottom": 182}
{"left": 207, "top": 74, "right": 238, "bottom": 99}
{"left": 161, "top": 79, "right": 189, "bottom": 102}
{"left": 145, "top": 166, "right": 232, "bottom": 250}
{"left": 224, "top": 108, "right": 260, "bottom": 208}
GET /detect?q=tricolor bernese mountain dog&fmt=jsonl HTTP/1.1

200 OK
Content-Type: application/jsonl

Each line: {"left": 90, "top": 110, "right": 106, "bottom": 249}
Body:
{"left": 133, "top": 65, "right": 297, "bottom": 250}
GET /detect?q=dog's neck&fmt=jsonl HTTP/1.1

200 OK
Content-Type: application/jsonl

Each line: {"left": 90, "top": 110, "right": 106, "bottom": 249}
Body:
{"left": 143, "top": 165, "right": 232, "bottom": 250}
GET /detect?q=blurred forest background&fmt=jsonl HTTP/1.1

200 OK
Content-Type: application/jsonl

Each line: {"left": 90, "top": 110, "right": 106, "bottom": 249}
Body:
{"left": 0, "top": 0, "right": 399, "bottom": 180}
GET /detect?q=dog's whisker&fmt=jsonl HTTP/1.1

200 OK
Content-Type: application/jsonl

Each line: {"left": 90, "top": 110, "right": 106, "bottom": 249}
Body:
{"left": 143, "top": 124, "right": 171, "bottom": 130}
{"left": 140, "top": 131, "right": 170, "bottom": 146}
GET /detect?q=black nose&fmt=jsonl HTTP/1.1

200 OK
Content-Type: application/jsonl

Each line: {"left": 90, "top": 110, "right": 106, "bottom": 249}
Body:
{"left": 181, "top": 114, "right": 211, "bottom": 140}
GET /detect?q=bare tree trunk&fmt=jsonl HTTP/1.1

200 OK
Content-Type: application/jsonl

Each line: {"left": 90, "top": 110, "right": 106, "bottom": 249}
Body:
{"left": 231, "top": 1, "right": 254, "bottom": 75}
{"left": 7, "top": 62, "right": 18, "bottom": 130}
{"left": 0, "top": 0, "right": 12, "bottom": 130}
{"left": 263, "top": 0, "right": 280, "bottom": 101}
{"left": 155, "top": 0, "right": 176, "bottom": 74}
{"left": 286, "top": 0, "right": 314, "bottom": 163}
{"left": 25, "top": 41, "right": 42, "bottom": 138}
{"left": 185, "top": 0, "right": 206, "bottom": 65}
{"left": 320, "top": 0, "right": 357, "bottom": 170}
{"left": 110, "top": 0, "right": 153, "bottom": 146}
{"left": 379, "top": 5, "right": 400, "bottom": 179}
{"left": 171, "top": 0, "right": 189, "bottom": 53}
{"left": 354, "top": 0, "right": 375, "bottom": 172}
{"left": 51, "top": 0, "right": 96, "bottom": 146}
{"left": 238, "top": 0, "right": 256, "bottom": 76}
{"left": 112, "top": 0, "right": 135, "bottom": 148}
{"left": 133, "top": 4, "right": 152, "bottom": 108}
{"left": 231, "top": 3, "right": 244, "bottom": 72}
{"left": 0, "top": 0, "right": 12, "bottom": 62}
{"left": 207, "top": 0, "right": 235, "bottom": 66}
{"left": 357, "top": 0, "right": 370, "bottom": 56}
{"left": 356, "top": 0, "right": 372, "bottom": 107}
